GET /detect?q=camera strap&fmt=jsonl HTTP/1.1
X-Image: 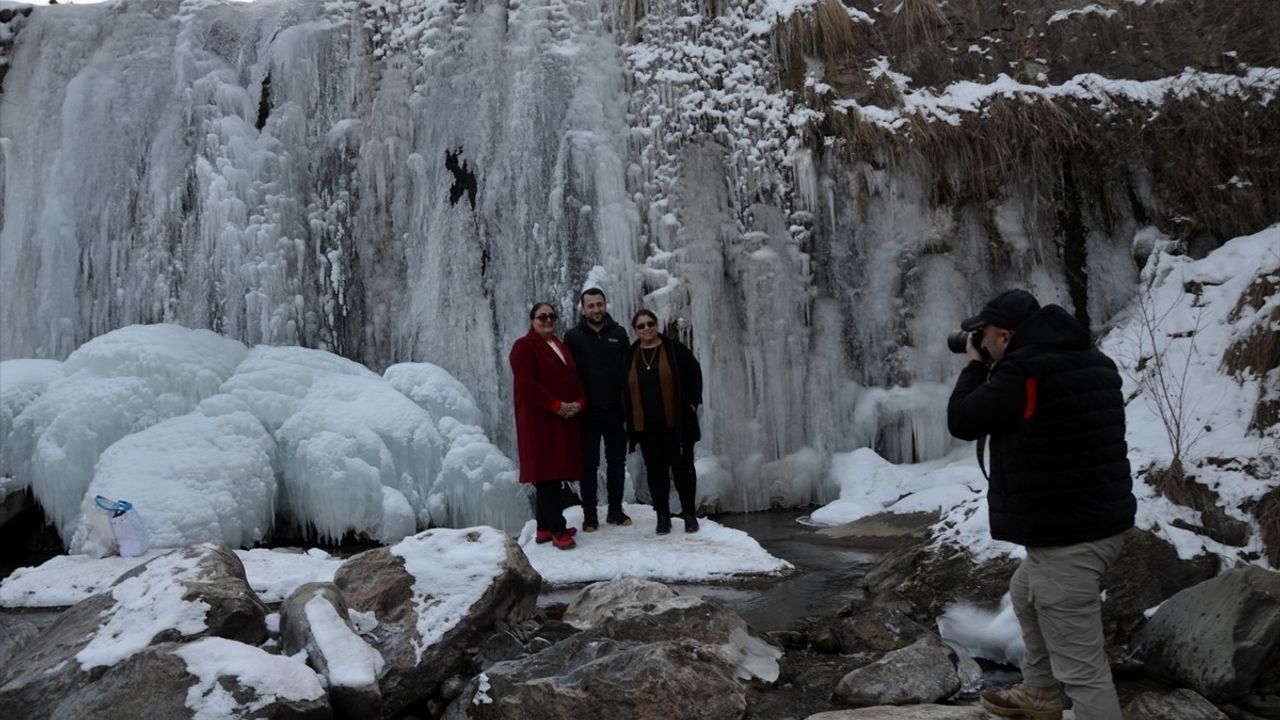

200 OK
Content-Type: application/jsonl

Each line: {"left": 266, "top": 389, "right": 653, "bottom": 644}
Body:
{"left": 976, "top": 435, "right": 988, "bottom": 481}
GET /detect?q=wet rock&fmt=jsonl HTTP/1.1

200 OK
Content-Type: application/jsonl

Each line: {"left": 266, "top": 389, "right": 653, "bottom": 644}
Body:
{"left": 811, "top": 625, "right": 843, "bottom": 654}
{"left": 0, "top": 544, "right": 267, "bottom": 720}
{"left": 530, "top": 618, "right": 577, "bottom": 644}
{"left": 806, "top": 706, "right": 988, "bottom": 720}
{"left": 477, "top": 629, "right": 527, "bottom": 667}
{"left": 863, "top": 538, "right": 1018, "bottom": 622}
{"left": 807, "top": 511, "right": 940, "bottom": 550}
{"left": 833, "top": 605, "right": 932, "bottom": 655}
{"left": 1132, "top": 565, "right": 1280, "bottom": 709}
{"left": 333, "top": 528, "right": 541, "bottom": 719}
{"left": 525, "top": 636, "right": 552, "bottom": 654}
{"left": 1125, "top": 688, "right": 1229, "bottom": 720}
{"left": 561, "top": 575, "right": 680, "bottom": 626}
{"left": 280, "top": 582, "right": 382, "bottom": 717}
{"left": 767, "top": 629, "right": 808, "bottom": 650}
{"left": 832, "top": 635, "right": 960, "bottom": 707}
{"left": 0, "top": 618, "right": 39, "bottom": 668}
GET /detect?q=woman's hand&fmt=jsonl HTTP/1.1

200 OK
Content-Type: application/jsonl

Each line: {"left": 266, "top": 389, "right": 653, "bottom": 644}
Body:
{"left": 557, "top": 402, "right": 581, "bottom": 418}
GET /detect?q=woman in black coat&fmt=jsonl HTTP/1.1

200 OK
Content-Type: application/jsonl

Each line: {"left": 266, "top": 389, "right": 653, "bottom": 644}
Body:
{"left": 622, "top": 309, "right": 703, "bottom": 534}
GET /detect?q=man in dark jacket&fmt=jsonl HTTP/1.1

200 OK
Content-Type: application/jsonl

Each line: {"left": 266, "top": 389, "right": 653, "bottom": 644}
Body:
{"left": 948, "top": 289, "right": 1136, "bottom": 720}
{"left": 564, "top": 288, "right": 632, "bottom": 531}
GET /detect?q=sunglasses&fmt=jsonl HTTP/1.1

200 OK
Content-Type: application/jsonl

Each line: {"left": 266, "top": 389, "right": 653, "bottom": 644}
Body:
{"left": 634, "top": 321, "right": 656, "bottom": 330}
{"left": 535, "top": 313, "right": 558, "bottom": 322}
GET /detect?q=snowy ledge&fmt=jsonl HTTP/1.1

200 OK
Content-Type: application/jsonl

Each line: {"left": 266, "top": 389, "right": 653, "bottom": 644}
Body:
{"left": 517, "top": 504, "right": 794, "bottom": 586}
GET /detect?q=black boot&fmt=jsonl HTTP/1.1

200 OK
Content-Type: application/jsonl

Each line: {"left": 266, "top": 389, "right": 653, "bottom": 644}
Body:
{"left": 683, "top": 514, "right": 699, "bottom": 533}
{"left": 583, "top": 508, "right": 599, "bottom": 533}
{"left": 656, "top": 514, "right": 672, "bottom": 535}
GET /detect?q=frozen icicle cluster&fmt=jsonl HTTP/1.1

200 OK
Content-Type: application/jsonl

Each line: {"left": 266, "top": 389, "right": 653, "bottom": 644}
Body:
{"left": 2, "top": 324, "right": 527, "bottom": 552}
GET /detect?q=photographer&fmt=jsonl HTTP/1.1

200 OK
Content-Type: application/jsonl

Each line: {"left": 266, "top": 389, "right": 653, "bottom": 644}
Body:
{"left": 947, "top": 289, "right": 1136, "bottom": 720}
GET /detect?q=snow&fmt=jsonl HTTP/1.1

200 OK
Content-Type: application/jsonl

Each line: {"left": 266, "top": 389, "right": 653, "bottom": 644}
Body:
{"left": 518, "top": 504, "right": 792, "bottom": 585}
{"left": 1, "top": 547, "right": 342, "bottom": 608}
{"left": 303, "top": 594, "right": 385, "bottom": 689}
{"left": 174, "top": 637, "right": 325, "bottom": 720}
{"left": 0, "top": 358, "right": 63, "bottom": 489}
{"left": 809, "top": 448, "right": 983, "bottom": 526}
{"left": 76, "top": 548, "right": 213, "bottom": 670}
{"left": 389, "top": 526, "right": 511, "bottom": 660}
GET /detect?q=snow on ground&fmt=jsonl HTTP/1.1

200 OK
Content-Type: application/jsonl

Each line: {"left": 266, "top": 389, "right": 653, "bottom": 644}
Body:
{"left": 174, "top": 637, "right": 325, "bottom": 720}
{"left": 807, "top": 448, "right": 983, "bottom": 527}
{"left": 0, "top": 547, "right": 342, "bottom": 608}
{"left": 518, "top": 504, "right": 793, "bottom": 586}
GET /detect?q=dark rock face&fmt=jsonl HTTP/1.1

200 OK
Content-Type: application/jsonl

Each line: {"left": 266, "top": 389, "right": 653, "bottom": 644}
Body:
{"left": 862, "top": 538, "right": 1019, "bottom": 622}
{"left": 1124, "top": 688, "right": 1229, "bottom": 720}
{"left": 805, "top": 706, "right": 989, "bottom": 720}
{"left": 1100, "top": 528, "right": 1220, "bottom": 649}
{"left": 1132, "top": 566, "right": 1280, "bottom": 711}
{"left": 0, "top": 544, "right": 270, "bottom": 720}
{"left": 332, "top": 529, "right": 541, "bottom": 719}
{"left": 280, "top": 582, "right": 382, "bottom": 717}
{"left": 831, "top": 635, "right": 961, "bottom": 707}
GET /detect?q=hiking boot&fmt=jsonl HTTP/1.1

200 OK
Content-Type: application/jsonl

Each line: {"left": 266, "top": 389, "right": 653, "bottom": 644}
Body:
{"left": 606, "top": 511, "right": 632, "bottom": 526}
{"left": 655, "top": 515, "right": 672, "bottom": 535}
{"left": 551, "top": 531, "right": 577, "bottom": 550}
{"left": 980, "top": 683, "right": 1064, "bottom": 720}
{"left": 683, "top": 514, "right": 700, "bottom": 533}
{"left": 534, "top": 530, "right": 553, "bottom": 544}
{"left": 583, "top": 511, "right": 599, "bottom": 533}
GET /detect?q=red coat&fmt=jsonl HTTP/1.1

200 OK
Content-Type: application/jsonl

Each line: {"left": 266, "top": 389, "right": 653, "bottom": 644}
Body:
{"left": 509, "top": 330, "right": 586, "bottom": 484}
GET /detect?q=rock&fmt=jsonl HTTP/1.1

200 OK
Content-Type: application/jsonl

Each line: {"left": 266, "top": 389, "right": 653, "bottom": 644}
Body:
{"left": 525, "top": 637, "right": 552, "bottom": 654}
{"left": 52, "top": 640, "right": 330, "bottom": 720}
{"left": 447, "top": 639, "right": 749, "bottom": 720}
{"left": 1125, "top": 688, "right": 1229, "bottom": 720}
{"left": 0, "top": 544, "right": 268, "bottom": 720}
{"left": 280, "top": 582, "right": 383, "bottom": 717}
{"left": 811, "top": 626, "right": 843, "bottom": 654}
{"left": 0, "top": 618, "right": 39, "bottom": 668}
{"left": 806, "top": 511, "right": 940, "bottom": 549}
{"left": 833, "top": 605, "right": 932, "bottom": 655}
{"left": 1132, "top": 565, "right": 1280, "bottom": 708}
{"left": 831, "top": 635, "right": 960, "bottom": 707}
{"left": 530, "top": 618, "right": 577, "bottom": 644}
{"left": 1100, "top": 528, "right": 1219, "bottom": 648}
{"left": 767, "top": 629, "right": 808, "bottom": 650}
{"left": 477, "top": 629, "right": 527, "bottom": 667}
{"left": 805, "top": 706, "right": 988, "bottom": 720}
{"left": 333, "top": 527, "right": 541, "bottom": 719}
{"left": 445, "top": 578, "right": 780, "bottom": 720}
{"left": 863, "top": 538, "right": 1019, "bottom": 623}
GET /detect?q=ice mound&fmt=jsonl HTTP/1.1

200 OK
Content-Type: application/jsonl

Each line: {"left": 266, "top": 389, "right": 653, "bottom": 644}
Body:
{"left": 809, "top": 447, "right": 983, "bottom": 527}
{"left": 5, "top": 325, "right": 248, "bottom": 541}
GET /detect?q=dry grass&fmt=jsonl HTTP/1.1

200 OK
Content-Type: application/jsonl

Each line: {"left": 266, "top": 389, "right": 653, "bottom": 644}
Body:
{"left": 1146, "top": 461, "right": 1221, "bottom": 513}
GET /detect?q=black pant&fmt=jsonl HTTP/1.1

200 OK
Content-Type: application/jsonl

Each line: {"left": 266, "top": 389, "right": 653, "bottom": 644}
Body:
{"left": 581, "top": 409, "right": 627, "bottom": 516}
{"left": 638, "top": 431, "right": 697, "bottom": 518}
{"left": 533, "top": 481, "right": 567, "bottom": 532}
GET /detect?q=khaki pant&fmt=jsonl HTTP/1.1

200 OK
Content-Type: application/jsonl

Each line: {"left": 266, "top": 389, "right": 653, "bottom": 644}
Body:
{"left": 1010, "top": 532, "right": 1125, "bottom": 720}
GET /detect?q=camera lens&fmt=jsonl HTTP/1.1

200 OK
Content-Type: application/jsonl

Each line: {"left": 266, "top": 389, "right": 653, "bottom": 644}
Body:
{"left": 947, "top": 330, "right": 971, "bottom": 354}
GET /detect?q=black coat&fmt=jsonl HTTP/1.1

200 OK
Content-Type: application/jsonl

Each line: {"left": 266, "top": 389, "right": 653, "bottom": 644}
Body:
{"left": 622, "top": 335, "right": 703, "bottom": 449}
{"left": 948, "top": 305, "right": 1136, "bottom": 547}
{"left": 564, "top": 314, "right": 629, "bottom": 412}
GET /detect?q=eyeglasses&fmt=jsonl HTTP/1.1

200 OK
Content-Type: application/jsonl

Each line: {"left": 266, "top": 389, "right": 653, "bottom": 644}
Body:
{"left": 535, "top": 313, "right": 558, "bottom": 322}
{"left": 634, "top": 321, "right": 656, "bottom": 330}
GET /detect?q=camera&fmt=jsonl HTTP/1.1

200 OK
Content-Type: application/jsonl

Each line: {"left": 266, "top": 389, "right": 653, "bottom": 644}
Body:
{"left": 947, "top": 329, "right": 981, "bottom": 354}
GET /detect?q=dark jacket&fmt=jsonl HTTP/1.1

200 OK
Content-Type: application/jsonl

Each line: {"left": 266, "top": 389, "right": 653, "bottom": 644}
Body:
{"left": 623, "top": 335, "right": 703, "bottom": 449}
{"left": 564, "top": 314, "right": 629, "bottom": 412}
{"left": 948, "top": 305, "right": 1135, "bottom": 547}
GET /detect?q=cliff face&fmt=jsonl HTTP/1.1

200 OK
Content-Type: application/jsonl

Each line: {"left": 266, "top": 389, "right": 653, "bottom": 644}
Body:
{"left": 1, "top": 0, "right": 1275, "bottom": 503}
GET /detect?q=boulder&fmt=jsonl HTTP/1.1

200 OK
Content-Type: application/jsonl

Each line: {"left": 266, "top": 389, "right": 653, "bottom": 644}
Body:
{"left": 0, "top": 618, "right": 39, "bottom": 668}
{"left": 280, "top": 582, "right": 383, "bottom": 717}
{"left": 447, "top": 638, "right": 748, "bottom": 720}
{"left": 444, "top": 578, "right": 780, "bottom": 720}
{"left": 831, "top": 635, "right": 961, "bottom": 707}
{"left": 332, "top": 527, "right": 541, "bottom": 719}
{"left": 862, "top": 538, "right": 1019, "bottom": 622}
{"left": 1132, "top": 565, "right": 1280, "bottom": 708}
{"left": 806, "top": 707, "right": 988, "bottom": 720}
{"left": 1125, "top": 688, "right": 1229, "bottom": 720}
{"left": 806, "top": 511, "right": 940, "bottom": 550}
{"left": 51, "top": 640, "right": 330, "bottom": 720}
{"left": 0, "top": 543, "right": 268, "bottom": 720}
{"left": 1099, "top": 528, "right": 1219, "bottom": 647}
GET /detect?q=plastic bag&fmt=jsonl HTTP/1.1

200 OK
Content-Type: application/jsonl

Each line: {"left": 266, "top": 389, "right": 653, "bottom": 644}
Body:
{"left": 94, "top": 496, "right": 151, "bottom": 557}
{"left": 82, "top": 503, "right": 117, "bottom": 558}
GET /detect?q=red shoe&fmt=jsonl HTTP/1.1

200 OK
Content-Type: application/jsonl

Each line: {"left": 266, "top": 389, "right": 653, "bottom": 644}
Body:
{"left": 563, "top": 527, "right": 577, "bottom": 537}
{"left": 535, "top": 530, "right": 553, "bottom": 544}
{"left": 552, "top": 531, "right": 576, "bottom": 550}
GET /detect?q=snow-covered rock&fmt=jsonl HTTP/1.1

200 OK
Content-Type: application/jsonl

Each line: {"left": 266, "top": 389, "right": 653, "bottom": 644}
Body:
{"left": 332, "top": 527, "right": 541, "bottom": 718}
{"left": 280, "top": 582, "right": 383, "bottom": 717}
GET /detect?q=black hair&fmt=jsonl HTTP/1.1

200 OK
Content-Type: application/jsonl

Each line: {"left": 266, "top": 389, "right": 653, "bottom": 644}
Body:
{"left": 529, "top": 302, "right": 555, "bottom": 319}
{"left": 580, "top": 287, "right": 606, "bottom": 303}
{"left": 631, "top": 309, "right": 658, "bottom": 328}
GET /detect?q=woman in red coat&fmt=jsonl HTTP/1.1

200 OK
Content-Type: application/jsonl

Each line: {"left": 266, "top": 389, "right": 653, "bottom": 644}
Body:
{"left": 510, "top": 302, "right": 586, "bottom": 550}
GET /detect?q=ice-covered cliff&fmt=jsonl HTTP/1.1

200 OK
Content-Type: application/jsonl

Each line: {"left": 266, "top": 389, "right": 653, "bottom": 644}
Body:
{"left": 2, "top": 0, "right": 1276, "bottom": 511}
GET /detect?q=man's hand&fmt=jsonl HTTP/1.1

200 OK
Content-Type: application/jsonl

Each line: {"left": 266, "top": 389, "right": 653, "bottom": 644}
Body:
{"left": 965, "top": 332, "right": 986, "bottom": 365}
